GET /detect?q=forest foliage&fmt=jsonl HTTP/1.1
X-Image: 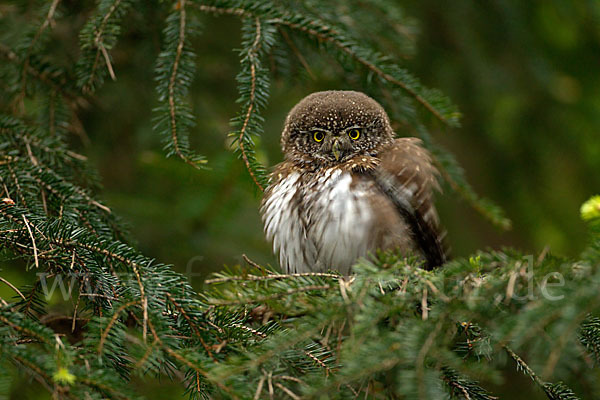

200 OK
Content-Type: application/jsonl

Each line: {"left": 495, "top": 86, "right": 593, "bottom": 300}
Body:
{"left": 0, "top": 1, "right": 599, "bottom": 399}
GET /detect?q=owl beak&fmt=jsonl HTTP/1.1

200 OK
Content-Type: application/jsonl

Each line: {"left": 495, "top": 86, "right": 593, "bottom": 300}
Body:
{"left": 332, "top": 139, "right": 341, "bottom": 161}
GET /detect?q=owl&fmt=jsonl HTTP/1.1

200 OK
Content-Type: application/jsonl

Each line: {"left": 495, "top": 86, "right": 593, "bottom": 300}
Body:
{"left": 260, "top": 91, "right": 446, "bottom": 275}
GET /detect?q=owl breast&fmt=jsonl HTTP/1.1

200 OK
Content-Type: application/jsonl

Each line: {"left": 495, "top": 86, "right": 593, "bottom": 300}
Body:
{"left": 262, "top": 168, "right": 410, "bottom": 274}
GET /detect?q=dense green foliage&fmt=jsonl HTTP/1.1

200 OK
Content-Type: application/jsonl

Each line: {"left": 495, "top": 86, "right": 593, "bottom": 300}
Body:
{"left": 0, "top": 1, "right": 599, "bottom": 399}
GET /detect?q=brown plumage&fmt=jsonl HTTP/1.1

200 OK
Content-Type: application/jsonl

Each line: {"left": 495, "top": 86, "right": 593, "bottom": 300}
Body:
{"left": 261, "top": 90, "right": 446, "bottom": 274}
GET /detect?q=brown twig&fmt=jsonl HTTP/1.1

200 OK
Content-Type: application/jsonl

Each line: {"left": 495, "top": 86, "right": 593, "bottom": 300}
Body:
{"left": 166, "top": 292, "right": 217, "bottom": 361}
{"left": 416, "top": 318, "right": 444, "bottom": 399}
{"left": 421, "top": 286, "right": 428, "bottom": 320}
{"left": 232, "top": 323, "right": 268, "bottom": 339}
{"left": 86, "top": 0, "right": 123, "bottom": 91}
{"left": 99, "top": 44, "right": 116, "bottom": 81}
{"left": 278, "top": 27, "right": 315, "bottom": 80}
{"left": 274, "top": 382, "right": 300, "bottom": 400}
{"left": 254, "top": 374, "right": 267, "bottom": 400}
{"left": 304, "top": 349, "right": 332, "bottom": 376}
{"left": 72, "top": 290, "right": 81, "bottom": 332}
{"left": 98, "top": 300, "right": 139, "bottom": 354}
{"left": 22, "top": 215, "right": 39, "bottom": 268}
{"left": 0, "top": 275, "right": 26, "bottom": 301}
{"left": 0, "top": 314, "right": 51, "bottom": 344}
{"left": 207, "top": 284, "right": 331, "bottom": 306}
{"left": 205, "top": 271, "right": 339, "bottom": 284}
{"left": 146, "top": 318, "right": 239, "bottom": 399}
{"left": 502, "top": 345, "right": 546, "bottom": 388}
{"left": 131, "top": 262, "right": 148, "bottom": 342}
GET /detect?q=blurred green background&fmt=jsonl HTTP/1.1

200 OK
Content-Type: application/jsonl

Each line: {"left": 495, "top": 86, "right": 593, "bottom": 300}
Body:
{"left": 69, "top": 0, "right": 600, "bottom": 290}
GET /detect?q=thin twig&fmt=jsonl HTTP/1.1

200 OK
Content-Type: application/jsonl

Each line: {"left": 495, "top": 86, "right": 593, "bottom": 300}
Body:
{"left": 242, "top": 253, "right": 267, "bottom": 272}
{"left": 254, "top": 374, "right": 266, "bottom": 400}
{"left": 22, "top": 215, "right": 39, "bottom": 268}
{"left": 166, "top": 293, "right": 217, "bottom": 361}
{"left": 503, "top": 345, "right": 546, "bottom": 388}
{"left": 207, "top": 284, "right": 331, "bottom": 306}
{"left": 99, "top": 44, "right": 116, "bottom": 81}
{"left": 416, "top": 318, "right": 444, "bottom": 399}
{"left": 72, "top": 290, "right": 81, "bottom": 332}
{"left": 98, "top": 300, "right": 139, "bottom": 354}
{"left": 304, "top": 349, "right": 332, "bottom": 376}
{"left": 274, "top": 383, "right": 300, "bottom": 400}
{"left": 0, "top": 314, "right": 51, "bottom": 344}
{"left": 12, "top": 355, "right": 57, "bottom": 395}
{"left": 232, "top": 323, "right": 268, "bottom": 339}
{"left": 0, "top": 276, "right": 26, "bottom": 301}
{"left": 278, "top": 27, "right": 315, "bottom": 80}
{"left": 86, "top": 0, "right": 123, "bottom": 91}
{"left": 421, "top": 287, "right": 428, "bottom": 320}
{"left": 274, "top": 375, "right": 305, "bottom": 385}
{"left": 205, "top": 271, "right": 339, "bottom": 284}
{"left": 268, "top": 371, "right": 274, "bottom": 399}
{"left": 138, "top": 270, "right": 148, "bottom": 342}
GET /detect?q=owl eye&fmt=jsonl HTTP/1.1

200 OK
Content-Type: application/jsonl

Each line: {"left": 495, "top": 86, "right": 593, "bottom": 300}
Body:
{"left": 348, "top": 128, "right": 361, "bottom": 140}
{"left": 313, "top": 131, "right": 325, "bottom": 142}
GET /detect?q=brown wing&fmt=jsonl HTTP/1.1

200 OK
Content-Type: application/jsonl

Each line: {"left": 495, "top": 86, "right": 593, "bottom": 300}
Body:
{"left": 372, "top": 137, "right": 447, "bottom": 268}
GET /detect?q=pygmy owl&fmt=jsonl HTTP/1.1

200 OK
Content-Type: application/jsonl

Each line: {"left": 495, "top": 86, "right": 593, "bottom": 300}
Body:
{"left": 261, "top": 91, "right": 446, "bottom": 274}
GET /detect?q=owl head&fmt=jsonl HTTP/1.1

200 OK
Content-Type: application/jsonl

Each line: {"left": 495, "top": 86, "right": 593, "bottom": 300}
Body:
{"left": 280, "top": 91, "right": 395, "bottom": 167}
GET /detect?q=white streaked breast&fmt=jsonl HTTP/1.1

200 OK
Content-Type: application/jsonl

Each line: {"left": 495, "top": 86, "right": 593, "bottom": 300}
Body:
{"left": 262, "top": 169, "right": 374, "bottom": 274}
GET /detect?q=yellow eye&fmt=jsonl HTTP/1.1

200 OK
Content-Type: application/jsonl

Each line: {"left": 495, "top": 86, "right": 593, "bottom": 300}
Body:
{"left": 348, "top": 128, "right": 361, "bottom": 140}
{"left": 313, "top": 131, "right": 325, "bottom": 142}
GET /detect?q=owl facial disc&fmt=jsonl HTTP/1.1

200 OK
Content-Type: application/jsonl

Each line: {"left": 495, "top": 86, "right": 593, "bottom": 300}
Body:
{"left": 280, "top": 90, "right": 395, "bottom": 167}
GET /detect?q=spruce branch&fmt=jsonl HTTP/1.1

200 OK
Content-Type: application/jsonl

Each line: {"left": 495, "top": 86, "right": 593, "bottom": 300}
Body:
{"left": 542, "top": 383, "right": 581, "bottom": 400}
{"left": 3, "top": 2, "right": 599, "bottom": 399}
{"left": 154, "top": 0, "right": 206, "bottom": 170}
{"left": 17, "top": 0, "right": 62, "bottom": 111}
{"left": 228, "top": 15, "right": 274, "bottom": 191}
{"left": 167, "top": 0, "right": 201, "bottom": 169}
{"left": 441, "top": 367, "right": 497, "bottom": 400}
{"left": 76, "top": 0, "right": 133, "bottom": 93}
{"left": 579, "top": 315, "right": 600, "bottom": 364}
{"left": 237, "top": 17, "right": 267, "bottom": 191}
{"left": 503, "top": 345, "right": 580, "bottom": 400}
